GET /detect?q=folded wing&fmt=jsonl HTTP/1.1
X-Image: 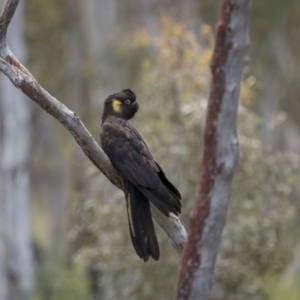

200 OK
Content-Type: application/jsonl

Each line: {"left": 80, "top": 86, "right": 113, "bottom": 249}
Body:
{"left": 101, "top": 121, "right": 181, "bottom": 216}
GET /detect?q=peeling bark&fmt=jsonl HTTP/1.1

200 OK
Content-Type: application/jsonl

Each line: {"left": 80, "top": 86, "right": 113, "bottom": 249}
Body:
{"left": 175, "top": 1, "right": 252, "bottom": 299}
{"left": 0, "top": 0, "right": 187, "bottom": 256}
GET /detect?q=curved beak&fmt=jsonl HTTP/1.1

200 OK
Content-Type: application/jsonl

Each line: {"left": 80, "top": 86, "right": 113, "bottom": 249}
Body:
{"left": 132, "top": 101, "right": 139, "bottom": 112}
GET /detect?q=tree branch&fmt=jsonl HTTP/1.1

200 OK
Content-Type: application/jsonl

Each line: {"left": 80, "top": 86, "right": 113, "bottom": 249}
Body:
{"left": 0, "top": 0, "right": 187, "bottom": 255}
{"left": 0, "top": 0, "right": 17, "bottom": 41}
{"left": 175, "top": 0, "right": 252, "bottom": 299}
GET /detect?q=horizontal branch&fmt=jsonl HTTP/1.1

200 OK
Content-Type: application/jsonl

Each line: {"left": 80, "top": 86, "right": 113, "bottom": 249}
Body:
{"left": 0, "top": 0, "right": 187, "bottom": 254}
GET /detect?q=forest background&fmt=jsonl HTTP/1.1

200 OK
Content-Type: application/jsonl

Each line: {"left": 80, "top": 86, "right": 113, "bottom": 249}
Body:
{"left": 0, "top": 0, "right": 300, "bottom": 300}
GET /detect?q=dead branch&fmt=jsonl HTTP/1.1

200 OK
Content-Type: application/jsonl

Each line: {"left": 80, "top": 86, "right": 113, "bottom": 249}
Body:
{"left": 0, "top": 0, "right": 187, "bottom": 255}
{"left": 175, "top": 0, "right": 252, "bottom": 299}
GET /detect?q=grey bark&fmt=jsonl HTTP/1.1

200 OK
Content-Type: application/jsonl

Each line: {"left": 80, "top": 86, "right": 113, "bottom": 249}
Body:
{"left": 175, "top": 1, "right": 252, "bottom": 299}
{"left": 0, "top": 0, "right": 34, "bottom": 299}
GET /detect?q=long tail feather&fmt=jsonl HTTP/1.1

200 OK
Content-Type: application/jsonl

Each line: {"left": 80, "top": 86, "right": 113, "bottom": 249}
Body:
{"left": 124, "top": 180, "right": 159, "bottom": 261}
{"left": 139, "top": 196, "right": 160, "bottom": 260}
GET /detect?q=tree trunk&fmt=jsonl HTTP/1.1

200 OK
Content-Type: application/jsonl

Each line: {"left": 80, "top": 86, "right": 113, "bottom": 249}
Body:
{"left": 0, "top": 0, "right": 34, "bottom": 299}
{"left": 80, "top": 0, "right": 118, "bottom": 102}
{"left": 175, "top": 1, "right": 252, "bottom": 299}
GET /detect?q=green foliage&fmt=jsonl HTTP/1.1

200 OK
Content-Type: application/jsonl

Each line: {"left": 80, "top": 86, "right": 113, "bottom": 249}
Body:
{"left": 267, "top": 279, "right": 300, "bottom": 300}
{"left": 33, "top": 263, "right": 89, "bottom": 300}
{"left": 26, "top": 0, "right": 67, "bottom": 85}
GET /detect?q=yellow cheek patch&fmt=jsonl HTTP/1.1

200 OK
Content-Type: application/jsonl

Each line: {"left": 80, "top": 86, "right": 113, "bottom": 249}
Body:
{"left": 112, "top": 99, "right": 122, "bottom": 113}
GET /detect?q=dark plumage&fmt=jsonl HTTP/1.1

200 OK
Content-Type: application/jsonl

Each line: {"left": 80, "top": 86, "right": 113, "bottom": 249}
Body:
{"left": 100, "top": 89, "right": 181, "bottom": 262}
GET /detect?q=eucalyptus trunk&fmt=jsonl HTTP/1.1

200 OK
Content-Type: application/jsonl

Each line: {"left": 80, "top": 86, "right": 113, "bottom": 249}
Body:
{"left": 0, "top": 0, "right": 34, "bottom": 299}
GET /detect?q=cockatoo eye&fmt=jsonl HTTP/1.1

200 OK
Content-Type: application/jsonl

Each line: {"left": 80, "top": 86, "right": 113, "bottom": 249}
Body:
{"left": 125, "top": 99, "right": 131, "bottom": 105}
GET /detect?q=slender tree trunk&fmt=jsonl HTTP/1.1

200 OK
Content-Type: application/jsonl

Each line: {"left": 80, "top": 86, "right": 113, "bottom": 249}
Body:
{"left": 0, "top": 0, "right": 34, "bottom": 299}
{"left": 80, "top": 0, "right": 117, "bottom": 102}
{"left": 66, "top": 0, "right": 85, "bottom": 112}
{"left": 0, "top": 174, "right": 8, "bottom": 300}
{"left": 175, "top": 1, "right": 252, "bottom": 299}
